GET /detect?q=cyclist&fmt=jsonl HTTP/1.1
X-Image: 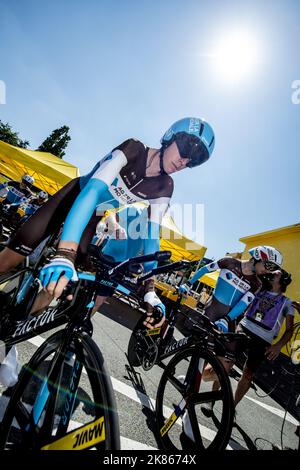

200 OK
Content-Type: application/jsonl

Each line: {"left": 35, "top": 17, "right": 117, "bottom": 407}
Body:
{"left": 30, "top": 190, "right": 49, "bottom": 208}
{"left": 180, "top": 246, "right": 283, "bottom": 334}
{"left": 179, "top": 245, "right": 283, "bottom": 446}
{"left": 24, "top": 190, "right": 49, "bottom": 217}
{"left": 0, "top": 174, "right": 35, "bottom": 235}
{"left": 0, "top": 174, "right": 34, "bottom": 207}
{"left": 0, "top": 117, "right": 215, "bottom": 329}
{"left": 179, "top": 245, "right": 283, "bottom": 384}
{"left": 178, "top": 245, "right": 284, "bottom": 443}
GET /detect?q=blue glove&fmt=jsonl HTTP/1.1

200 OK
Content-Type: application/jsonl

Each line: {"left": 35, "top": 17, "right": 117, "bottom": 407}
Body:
{"left": 179, "top": 281, "right": 192, "bottom": 294}
{"left": 144, "top": 291, "right": 166, "bottom": 317}
{"left": 39, "top": 257, "right": 78, "bottom": 287}
{"left": 214, "top": 318, "right": 229, "bottom": 333}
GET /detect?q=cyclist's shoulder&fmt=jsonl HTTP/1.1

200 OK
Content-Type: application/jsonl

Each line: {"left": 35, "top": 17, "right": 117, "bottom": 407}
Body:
{"left": 113, "top": 138, "right": 147, "bottom": 161}
{"left": 6, "top": 180, "right": 19, "bottom": 188}
{"left": 215, "top": 256, "right": 240, "bottom": 270}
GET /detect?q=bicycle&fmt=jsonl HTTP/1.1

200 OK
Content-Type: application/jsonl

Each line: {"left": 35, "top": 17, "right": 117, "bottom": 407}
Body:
{"left": 0, "top": 245, "right": 172, "bottom": 450}
{"left": 127, "top": 289, "right": 249, "bottom": 450}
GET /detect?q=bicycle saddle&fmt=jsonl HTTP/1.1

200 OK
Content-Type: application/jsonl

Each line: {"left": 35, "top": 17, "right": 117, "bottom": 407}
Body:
{"left": 222, "top": 332, "right": 250, "bottom": 346}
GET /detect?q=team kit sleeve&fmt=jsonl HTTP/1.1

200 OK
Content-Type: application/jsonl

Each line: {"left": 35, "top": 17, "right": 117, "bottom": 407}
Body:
{"left": 226, "top": 278, "right": 261, "bottom": 320}
{"left": 61, "top": 145, "right": 131, "bottom": 244}
{"left": 189, "top": 260, "right": 222, "bottom": 284}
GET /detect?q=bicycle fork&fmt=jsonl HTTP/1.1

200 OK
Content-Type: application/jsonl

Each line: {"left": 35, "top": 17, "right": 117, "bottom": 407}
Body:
{"left": 30, "top": 351, "right": 83, "bottom": 435}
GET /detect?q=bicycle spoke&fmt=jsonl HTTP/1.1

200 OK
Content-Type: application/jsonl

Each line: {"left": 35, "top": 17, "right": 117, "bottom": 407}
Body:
{"left": 192, "top": 389, "right": 224, "bottom": 405}
{"left": 156, "top": 348, "right": 234, "bottom": 450}
{"left": 186, "top": 404, "right": 205, "bottom": 450}
{"left": 165, "top": 374, "right": 186, "bottom": 394}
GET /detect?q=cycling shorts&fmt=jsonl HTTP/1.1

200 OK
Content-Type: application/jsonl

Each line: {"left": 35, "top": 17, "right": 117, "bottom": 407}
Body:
{"left": 8, "top": 178, "right": 101, "bottom": 264}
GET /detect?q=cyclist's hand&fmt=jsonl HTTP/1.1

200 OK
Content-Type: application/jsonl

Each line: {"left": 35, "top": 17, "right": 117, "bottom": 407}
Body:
{"left": 143, "top": 291, "right": 166, "bottom": 330}
{"left": 178, "top": 282, "right": 191, "bottom": 295}
{"left": 106, "top": 214, "right": 127, "bottom": 240}
{"left": 143, "top": 307, "right": 166, "bottom": 329}
{"left": 265, "top": 344, "right": 281, "bottom": 361}
{"left": 39, "top": 257, "right": 78, "bottom": 299}
{"left": 214, "top": 317, "right": 229, "bottom": 333}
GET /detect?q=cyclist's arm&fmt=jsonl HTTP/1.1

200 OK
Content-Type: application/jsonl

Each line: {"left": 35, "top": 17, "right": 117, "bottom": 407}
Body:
{"left": 58, "top": 149, "right": 128, "bottom": 251}
{"left": 189, "top": 260, "right": 221, "bottom": 284}
{"left": 9, "top": 197, "right": 27, "bottom": 207}
{"left": 226, "top": 291, "right": 256, "bottom": 320}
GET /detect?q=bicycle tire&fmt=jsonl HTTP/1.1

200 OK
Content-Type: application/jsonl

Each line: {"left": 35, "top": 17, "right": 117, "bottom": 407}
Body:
{"left": 155, "top": 347, "right": 234, "bottom": 451}
{"left": 0, "top": 329, "right": 120, "bottom": 450}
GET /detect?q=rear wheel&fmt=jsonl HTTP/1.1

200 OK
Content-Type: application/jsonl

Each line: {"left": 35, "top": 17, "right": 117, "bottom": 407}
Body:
{"left": 127, "top": 316, "right": 160, "bottom": 367}
{"left": 0, "top": 330, "right": 120, "bottom": 450}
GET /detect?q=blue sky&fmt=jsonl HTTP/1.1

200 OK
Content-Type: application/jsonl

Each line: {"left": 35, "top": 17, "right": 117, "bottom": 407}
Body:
{"left": 0, "top": 0, "right": 299, "bottom": 259}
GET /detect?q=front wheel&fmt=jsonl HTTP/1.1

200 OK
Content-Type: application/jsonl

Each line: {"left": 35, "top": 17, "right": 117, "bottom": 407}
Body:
{"left": 0, "top": 330, "right": 120, "bottom": 450}
{"left": 155, "top": 347, "right": 234, "bottom": 451}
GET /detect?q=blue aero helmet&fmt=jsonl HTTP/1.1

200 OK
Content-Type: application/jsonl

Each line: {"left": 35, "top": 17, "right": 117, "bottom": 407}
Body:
{"left": 161, "top": 117, "right": 215, "bottom": 168}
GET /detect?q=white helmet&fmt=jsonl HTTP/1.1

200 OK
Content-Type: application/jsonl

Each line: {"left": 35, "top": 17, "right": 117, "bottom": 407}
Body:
{"left": 22, "top": 174, "right": 34, "bottom": 187}
{"left": 38, "top": 190, "right": 48, "bottom": 201}
{"left": 248, "top": 245, "right": 283, "bottom": 270}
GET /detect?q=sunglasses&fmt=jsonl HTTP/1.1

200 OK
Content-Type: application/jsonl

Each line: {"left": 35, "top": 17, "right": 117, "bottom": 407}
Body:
{"left": 175, "top": 133, "right": 209, "bottom": 168}
{"left": 263, "top": 261, "right": 280, "bottom": 272}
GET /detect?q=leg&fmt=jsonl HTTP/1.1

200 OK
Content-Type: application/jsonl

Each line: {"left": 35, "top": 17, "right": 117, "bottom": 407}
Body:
{"left": 234, "top": 330, "right": 268, "bottom": 407}
{"left": 201, "top": 359, "right": 234, "bottom": 416}
{"left": 91, "top": 295, "right": 108, "bottom": 316}
{"left": 202, "top": 356, "right": 234, "bottom": 382}
{"left": 234, "top": 365, "right": 253, "bottom": 406}
{"left": 0, "top": 247, "right": 25, "bottom": 274}
{"left": 30, "top": 290, "right": 55, "bottom": 316}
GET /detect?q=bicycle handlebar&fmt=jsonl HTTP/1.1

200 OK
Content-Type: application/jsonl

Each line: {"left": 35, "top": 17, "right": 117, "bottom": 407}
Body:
{"left": 138, "top": 260, "right": 191, "bottom": 283}
{"left": 107, "top": 250, "right": 172, "bottom": 276}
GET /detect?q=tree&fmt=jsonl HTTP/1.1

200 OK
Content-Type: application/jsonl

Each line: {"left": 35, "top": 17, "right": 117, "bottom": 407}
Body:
{"left": 37, "top": 125, "right": 71, "bottom": 159}
{"left": 0, "top": 120, "right": 30, "bottom": 148}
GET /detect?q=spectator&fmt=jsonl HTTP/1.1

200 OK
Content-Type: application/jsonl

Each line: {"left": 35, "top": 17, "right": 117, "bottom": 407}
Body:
{"left": 234, "top": 269, "right": 295, "bottom": 408}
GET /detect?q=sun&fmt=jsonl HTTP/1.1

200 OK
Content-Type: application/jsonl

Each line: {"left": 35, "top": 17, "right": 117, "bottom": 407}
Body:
{"left": 212, "top": 29, "right": 261, "bottom": 82}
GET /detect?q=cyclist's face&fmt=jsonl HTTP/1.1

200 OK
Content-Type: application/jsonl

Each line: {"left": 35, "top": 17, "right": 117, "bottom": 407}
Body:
{"left": 255, "top": 261, "right": 280, "bottom": 276}
{"left": 163, "top": 142, "right": 189, "bottom": 174}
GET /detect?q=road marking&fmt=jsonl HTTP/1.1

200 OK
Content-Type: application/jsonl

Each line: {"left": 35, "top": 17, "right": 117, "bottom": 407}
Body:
{"left": 245, "top": 396, "right": 299, "bottom": 425}
{"left": 28, "top": 336, "right": 45, "bottom": 347}
{"left": 120, "top": 436, "right": 157, "bottom": 450}
{"left": 110, "top": 375, "right": 234, "bottom": 449}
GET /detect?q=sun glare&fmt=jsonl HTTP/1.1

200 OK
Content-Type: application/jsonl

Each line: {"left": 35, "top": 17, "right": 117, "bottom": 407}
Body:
{"left": 212, "top": 29, "right": 261, "bottom": 82}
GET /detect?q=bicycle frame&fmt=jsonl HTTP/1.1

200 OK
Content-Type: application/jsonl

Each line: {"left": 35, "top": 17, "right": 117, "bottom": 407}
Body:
{"left": 1, "top": 245, "right": 190, "bottom": 449}
{"left": 133, "top": 291, "right": 234, "bottom": 370}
